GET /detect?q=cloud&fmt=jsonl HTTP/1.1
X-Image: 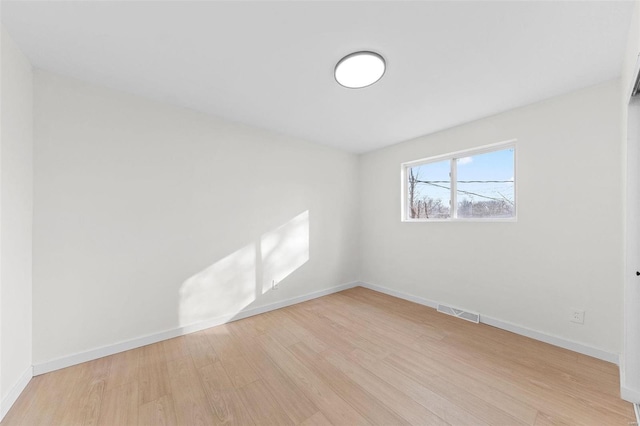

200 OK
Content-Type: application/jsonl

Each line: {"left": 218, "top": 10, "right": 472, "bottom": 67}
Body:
{"left": 458, "top": 157, "right": 473, "bottom": 165}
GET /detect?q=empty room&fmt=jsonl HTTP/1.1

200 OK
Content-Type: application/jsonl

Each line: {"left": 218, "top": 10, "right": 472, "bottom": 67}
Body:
{"left": 2, "top": 0, "right": 640, "bottom": 424}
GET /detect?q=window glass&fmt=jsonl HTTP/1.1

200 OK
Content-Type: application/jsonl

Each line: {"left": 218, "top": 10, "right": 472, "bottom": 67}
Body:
{"left": 456, "top": 148, "right": 515, "bottom": 218}
{"left": 407, "top": 160, "right": 451, "bottom": 219}
{"left": 403, "top": 143, "right": 516, "bottom": 221}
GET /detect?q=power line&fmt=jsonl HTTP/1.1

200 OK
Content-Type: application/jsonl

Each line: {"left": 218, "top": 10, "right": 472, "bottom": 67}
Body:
{"left": 419, "top": 181, "right": 511, "bottom": 203}
{"left": 416, "top": 180, "right": 512, "bottom": 184}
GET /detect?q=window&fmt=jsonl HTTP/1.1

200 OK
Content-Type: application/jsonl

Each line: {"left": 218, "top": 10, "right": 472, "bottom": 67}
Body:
{"left": 402, "top": 142, "right": 516, "bottom": 221}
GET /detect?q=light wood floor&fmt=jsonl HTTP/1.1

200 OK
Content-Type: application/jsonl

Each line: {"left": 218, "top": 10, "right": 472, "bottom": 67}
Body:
{"left": 2, "top": 287, "right": 634, "bottom": 425}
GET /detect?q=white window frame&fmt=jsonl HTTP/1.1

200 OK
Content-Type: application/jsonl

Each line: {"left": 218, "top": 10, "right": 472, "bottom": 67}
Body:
{"left": 401, "top": 140, "right": 517, "bottom": 222}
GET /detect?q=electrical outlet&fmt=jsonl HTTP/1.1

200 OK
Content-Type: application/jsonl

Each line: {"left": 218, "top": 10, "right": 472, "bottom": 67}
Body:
{"left": 570, "top": 309, "right": 585, "bottom": 324}
{"left": 272, "top": 279, "right": 279, "bottom": 290}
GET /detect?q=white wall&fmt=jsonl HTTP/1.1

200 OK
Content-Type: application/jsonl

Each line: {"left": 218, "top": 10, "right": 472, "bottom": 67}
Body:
{"left": 0, "top": 27, "right": 33, "bottom": 416}
{"left": 360, "top": 80, "right": 623, "bottom": 356}
{"left": 621, "top": 0, "right": 640, "bottom": 403}
{"left": 32, "top": 71, "right": 359, "bottom": 365}
{"left": 622, "top": 2, "right": 640, "bottom": 100}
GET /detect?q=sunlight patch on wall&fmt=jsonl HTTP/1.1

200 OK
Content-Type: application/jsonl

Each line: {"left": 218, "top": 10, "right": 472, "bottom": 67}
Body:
{"left": 261, "top": 211, "right": 310, "bottom": 294}
{"left": 179, "top": 243, "right": 256, "bottom": 327}
{"left": 178, "top": 210, "right": 310, "bottom": 327}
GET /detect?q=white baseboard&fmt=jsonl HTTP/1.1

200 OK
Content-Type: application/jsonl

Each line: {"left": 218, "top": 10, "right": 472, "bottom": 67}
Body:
{"left": 33, "top": 281, "right": 359, "bottom": 376}
{"left": 358, "top": 281, "right": 438, "bottom": 309}
{"left": 0, "top": 366, "right": 33, "bottom": 422}
{"left": 620, "top": 364, "right": 640, "bottom": 404}
{"left": 32, "top": 280, "right": 619, "bottom": 376}
{"left": 480, "top": 315, "right": 618, "bottom": 364}
{"left": 621, "top": 385, "right": 640, "bottom": 404}
{"left": 358, "top": 281, "right": 619, "bottom": 365}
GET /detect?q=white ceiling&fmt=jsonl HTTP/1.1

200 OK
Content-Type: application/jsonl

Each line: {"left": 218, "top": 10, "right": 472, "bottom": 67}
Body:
{"left": 2, "top": 1, "right": 634, "bottom": 153}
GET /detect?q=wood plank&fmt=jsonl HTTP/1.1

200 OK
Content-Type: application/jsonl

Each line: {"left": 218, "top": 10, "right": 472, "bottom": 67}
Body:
{"left": 342, "top": 352, "right": 492, "bottom": 425}
{"left": 286, "top": 305, "right": 389, "bottom": 359}
{"left": 1, "top": 368, "right": 75, "bottom": 426}
{"left": 138, "top": 395, "right": 177, "bottom": 426}
{"left": 311, "top": 295, "right": 539, "bottom": 424}
{"left": 237, "top": 380, "right": 295, "bottom": 426}
{"left": 199, "top": 362, "right": 255, "bottom": 425}
{"left": 257, "top": 333, "right": 371, "bottom": 426}
{"left": 1, "top": 287, "right": 633, "bottom": 425}
{"left": 424, "top": 332, "right": 631, "bottom": 419}
{"left": 379, "top": 346, "right": 538, "bottom": 424}
{"left": 351, "top": 348, "right": 521, "bottom": 425}
{"left": 269, "top": 308, "right": 329, "bottom": 353}
{"left": 388, "top": 340, "right": 620, "bottom": 424}
{"left": 533, "top": 411, "right": 574, "bottom": 426}
{"left": 227, "top": 321, "right": 319, "bottom": 424}
{"left": 323, "top": 349, "right": 449, "bottom": 426}
{"left": 105, "top": 347, "right": 140, "bottom": 391}
{"left": 300, "top": 411, "right": 334, "bottom": 426}
{"left": 162, "top": 336, "right": 191, "bottom": 363}
{"left": 184, "top": 330, "right": 218, "bottom": 368}
{"left": 58, "top": 357, "right": 111, "bottom": 426}
{"left": 228, "top": 312, "right": 270, "bottom": 337}
{"left": 166, "top": 355, "right": 216, "bottom": 425}
{"left": 97, "top": 381, "right": 138, "bottom": 426}
{"left": 289, "top": 342, "right": 410, "bottom": 426}
{"left": 442, "top": 329, "right": 619, "bottom": 395}
{"left": 205, "top": 325, "right": 260, "bottom": 389}
{"left": 345, "top": 288, "right": 614, "bottom": 384}
{"left": 138, "top": 343, "right": 171, "bottom": 405}
{"left": 285, "top": 305, "right": 358, "bottom": 354}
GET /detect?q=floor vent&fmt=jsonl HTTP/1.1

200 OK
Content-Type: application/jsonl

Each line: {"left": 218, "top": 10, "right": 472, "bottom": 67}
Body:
{"left": 437, "top": 304, "right": 480, "bottom": 323}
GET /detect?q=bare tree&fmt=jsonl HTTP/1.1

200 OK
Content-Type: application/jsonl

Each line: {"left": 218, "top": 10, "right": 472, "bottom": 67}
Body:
{"left": 408, "top": 169, "right": 419, "bottom": 218}
{"left": 420, "top": 196, "right": 449, "bottom": 219}
{"left": 457, "top": 198, "right": 513, "bottom": 218}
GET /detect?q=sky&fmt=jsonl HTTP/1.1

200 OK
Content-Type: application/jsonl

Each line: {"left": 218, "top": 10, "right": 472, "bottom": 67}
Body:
{"left": 410, "top": 147, "right": 515, "bottom": 207}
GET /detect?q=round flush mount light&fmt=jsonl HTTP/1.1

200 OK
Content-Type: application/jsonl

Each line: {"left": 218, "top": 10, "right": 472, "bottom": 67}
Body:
{"left": 335, "top": 51, "right": 386, "bottom": 89}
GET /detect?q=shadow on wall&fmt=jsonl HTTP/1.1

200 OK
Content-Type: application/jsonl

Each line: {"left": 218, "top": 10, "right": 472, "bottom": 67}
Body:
{"left": 178, "top": 210, "right": 310, "bottom": 327}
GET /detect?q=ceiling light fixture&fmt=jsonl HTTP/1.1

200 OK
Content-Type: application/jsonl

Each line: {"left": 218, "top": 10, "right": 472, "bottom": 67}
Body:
{"left": 335, "top": 51, "right": 386, "bottom": 89}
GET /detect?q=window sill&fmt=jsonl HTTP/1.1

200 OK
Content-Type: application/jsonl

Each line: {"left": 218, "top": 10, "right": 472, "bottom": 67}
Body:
{"left": 401, "top": 217, "right": 518, "bottom": 223}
